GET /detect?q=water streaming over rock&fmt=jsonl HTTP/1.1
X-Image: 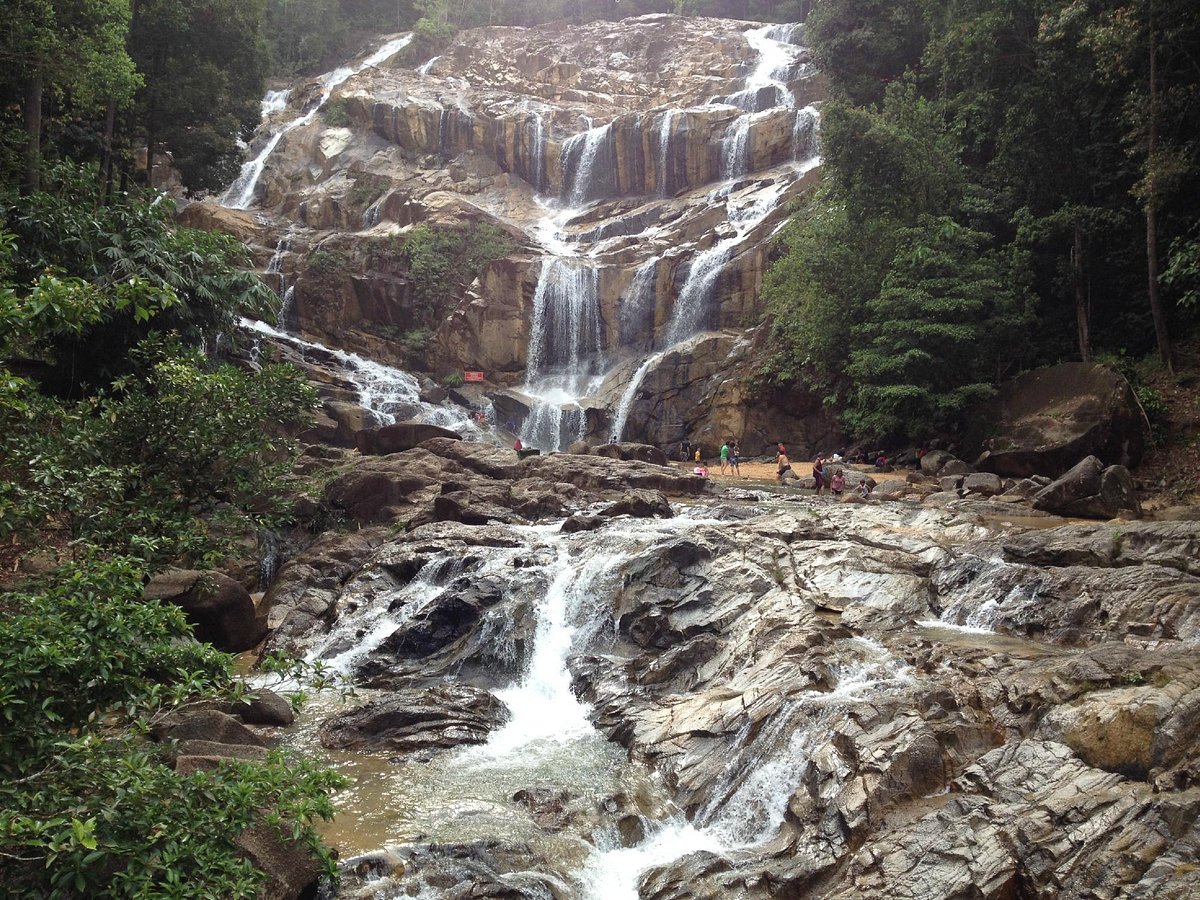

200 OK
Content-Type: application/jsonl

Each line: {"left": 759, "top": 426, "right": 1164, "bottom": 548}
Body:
{"left": 560, "top": 120, "right": 617, "bottom": 207}
{"left": 222, "top": 35, "right": 413, "bottom": 209}
{"left": 657, "top": 110, "right": 683, "bottom": 197}
{"left": 241, "top": 318, "right": 493, "bottom": 437}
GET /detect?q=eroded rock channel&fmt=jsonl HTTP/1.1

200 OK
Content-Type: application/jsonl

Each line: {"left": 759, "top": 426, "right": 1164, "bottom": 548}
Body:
{"left": 257, "top": 441, "right": 1200, "bottom": 899}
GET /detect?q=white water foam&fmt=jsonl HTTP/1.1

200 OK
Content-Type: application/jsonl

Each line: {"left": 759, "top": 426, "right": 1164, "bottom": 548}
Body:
{"left": 241, "top": 317, "right": 493, "bottom": 439}
{"left": 222, "top": 35, "right": 412, "bottom": 209}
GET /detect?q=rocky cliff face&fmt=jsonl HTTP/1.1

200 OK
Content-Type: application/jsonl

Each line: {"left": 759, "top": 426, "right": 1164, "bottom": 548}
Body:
{"left": 188, "top": 14, "right": 828, "bottom": 454}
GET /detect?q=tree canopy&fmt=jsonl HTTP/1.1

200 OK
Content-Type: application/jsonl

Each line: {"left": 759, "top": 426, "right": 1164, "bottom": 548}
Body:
{"left": 765, "top": 0, "right": 1200, "bottom": 443}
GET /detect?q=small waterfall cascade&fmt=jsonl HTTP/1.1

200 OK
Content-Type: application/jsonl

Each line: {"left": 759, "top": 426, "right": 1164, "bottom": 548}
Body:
{"left": 527, "top": 109, "right": 549, "bottom": 194}
{"left": 241, "top": 317, "right": 494, "bottom": 439}
{"left": 611, "top": 350, "right": 664, "bottom": 443}
{"left": 222, "top": 34, "right": 413, "bottom": 209}
{"left": 718, "top": 25, "right": 805, "bottom": 178}
{"left": 694, "top": 638, "right": 913, "bottom": 847}
{"left": 662, "top": 178, "right": 790, "bottom": 345}
{"left": 657, "top": 109, "right": 682, "bottom": 197}
{"left": 921, "top": 552, "right": 1052, "bottom": 634}
{"left": 311, "top": 553, "right": 467, "bottom": 676}
{"left": 417, "top": 55, "right": 440, "bottom": 75}
{"left": 261, "top": 88, "right": 292, "bottom": 117}
{"left": 265, "top": 235, "right": 297, "bottom": 327}
{"left": 520, "top": 254, "right": 605, "bottom": 451}
{"left": 793, "top": 103, "right": 821, "bottom": 160}
{"left": 618, "top": 255, "right": 660, "bottom": 349}
{"left": 579, "top": 637, "right": 914, "bottom": 899}
{"left": 561, "top": 119, "right": 617, "bottom": 207}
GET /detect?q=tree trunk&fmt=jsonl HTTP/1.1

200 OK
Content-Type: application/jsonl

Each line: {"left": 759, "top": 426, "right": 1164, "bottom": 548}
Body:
{"left": 23, "top": 66, "right": 44, "bottom": 195}
{"left": 99, "top": 98, "right": 118, "bottom": 202}
{"left": 1145, "top": 21, "right": 1173, "bottom": 372}
{"left": 1072, "top": 225, "right": 1091, "bottom": 362}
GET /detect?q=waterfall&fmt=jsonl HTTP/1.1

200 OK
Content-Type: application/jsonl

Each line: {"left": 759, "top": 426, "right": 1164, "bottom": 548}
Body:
{"left": 222, "top": 35, "right": 413, "bottom": 209}
{"left": 611, "top": 351, "right": 664, "bottom": 443}
{"left": 765, "top": 22, "right": 805, "bottom": 45}
{"left": 663, "top": 240, "right": 734, "bottom": 344}
{"left": 240, "top": 317, "right": 493, "bottom": 439}
{"left": 561, "top": 120, "right": 617, "bottom": 206}
{"left": 261, "top": 88, "right": 291, "bottom": 117}
{"left": 529, "top": 111, "right": 548, "bottom": 193}
{"left": 793, "top": 103, "right": 820, "bottom": 161}
{"left": 265, "top": 236, "right": 297, "bottom": 327}
{"left": 520, "top": 257, "right": 604, "bottom": 451}
{"left": 417, "top": 55, "right": 440, "bottom": 75}
{"left": 657, "top": 110, "right": 681, "bottom": 197}
{"left": 472, "top": 539, "right": 620, "bottom": 757}
{"left": 698, "top": 638, "right": 913, "bottom": 847}
{"left": 720, "top": 117, "right": 752, "bottom": 180}
{"left": 663, "top": 178, "right": 790, "bottom": 345}
{"left": 618, "top": 255, "right": 660, "bottom": 348}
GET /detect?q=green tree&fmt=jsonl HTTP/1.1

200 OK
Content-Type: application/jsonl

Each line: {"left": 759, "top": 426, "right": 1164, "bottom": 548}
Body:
{"left": 1085, "top": 0, "right": 1200, "bottom": 372}
{"left": 263, "top": 0, "right": 348, "bottom": 74}
{"left": 129, "top": 0, "right": 270, "bottom": 193}
{"left": 845, "top": 217, "right": 1032, "bottom": 440}
{"left": 0, "top": 557, "right": 344, "bottom": 897}
{"left": 0, "top": 0, "right": 140, "bottom": 193}
{"left": 806, "top": 0, "right": 926, "bottom": 107}
{"left": 2, "top": 164, "right": 278, "bottom": 390}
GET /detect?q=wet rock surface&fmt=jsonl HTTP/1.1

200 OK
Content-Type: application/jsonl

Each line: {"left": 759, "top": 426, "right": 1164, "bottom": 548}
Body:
{"left": 319, "top": 684, "right": 508, "bottom": 752}
{"left": 260, "top": 455, "right": 1199, "bottom": 898}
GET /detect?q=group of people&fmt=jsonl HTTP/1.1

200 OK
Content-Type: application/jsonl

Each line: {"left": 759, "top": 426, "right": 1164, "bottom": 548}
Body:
{"left": 811, "top": 455, "right": 847, "bottom": 496}
{"left": 776, "top": 442, "right": 870, "bottom": 498}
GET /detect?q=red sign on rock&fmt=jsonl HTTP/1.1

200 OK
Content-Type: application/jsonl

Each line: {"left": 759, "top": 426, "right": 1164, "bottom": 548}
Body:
{"left": 463, "top": 371, "right": 485, "bottom": 383}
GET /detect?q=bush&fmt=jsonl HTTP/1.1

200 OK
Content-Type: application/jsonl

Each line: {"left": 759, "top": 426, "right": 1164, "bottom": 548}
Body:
{"left": 1136, "top": 385, "right": 1169, "bottom": 447}
{"left": 323, "top": 97, "right": 350, "bottom": 127}
{"left": 1, "top": 339, "right": 316, "bottom": 565}
{"left": 307, "top": 248, "right": 349, "bottom": 277}
{"left": 0, "top": 558, "right": 345, "bottom": 897}
{"left": 441, "top": 371, "right": 465, "bottom": 388}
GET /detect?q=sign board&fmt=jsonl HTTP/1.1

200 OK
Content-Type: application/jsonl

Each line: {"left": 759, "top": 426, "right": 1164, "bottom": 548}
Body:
{"left": 463, "top": 371, "right": 485, "bottom": 383}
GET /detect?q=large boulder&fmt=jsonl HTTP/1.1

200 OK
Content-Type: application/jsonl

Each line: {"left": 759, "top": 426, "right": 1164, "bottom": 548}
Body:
{"left": 593, "top": 442, "right": 670, "bottom": 466}
{"left": 152, "top": 709, "right": 268, "bottom": 747}
{"left": 1032, "top": 456, "right": 1142, "bottom": 519}
{"left": 975, "top": 362, "right": 1146, "bottom": 477}
{"left": 355, "top": 421, "right": 462, "bottom": 455}
{"left": 143, "top": 569, "right": 263, "bottom": 652}
{"left": 235, "top": 823, "right": 325, "bottom": 900}
{"left": 318, "top": 684, "right": 508, "bottom": 753}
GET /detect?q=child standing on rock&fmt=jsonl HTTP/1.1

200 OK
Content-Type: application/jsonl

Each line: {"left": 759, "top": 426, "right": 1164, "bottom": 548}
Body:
{"left": 831, "top": 469, "right": 845, "bottom": 497}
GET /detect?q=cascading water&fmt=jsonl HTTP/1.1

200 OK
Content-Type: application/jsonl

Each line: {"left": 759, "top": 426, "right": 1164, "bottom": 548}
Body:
{"left": 657, "top": 110, "right": 682, "bottom": 197}
{"left": 793, "top": 103, "right": 820, "bottom": 160}
{"left": 561, "top": 119, "right": 617, "bottom": 207}
{"left": 579, "top": 636, "right": 915, "bottom": 899}
{"left": 520, "top": 256, "right": 605, "bottom": 451}
{"left": 222, "top": 35, "right": 412, "bottom": 209}
{"left": 241, "top": 318, "right": 494, "bottom": 438}
{"left": 611, "top": 351, "right": 664, "bottom": 443}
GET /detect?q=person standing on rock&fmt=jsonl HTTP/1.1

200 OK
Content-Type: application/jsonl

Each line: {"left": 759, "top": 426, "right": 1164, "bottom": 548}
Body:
{"left": 730, "top": 441, "right": 742, "bottom": 477}
{"left": 813, "top": 456, "right": 826, "bottom": 495}
{"left": 776, "top": 446, "right": 791, "bottom": 484}
{"left": 681, "top": 438, "right": 691, "bottom": 462}
{"left": 719, "top": 440, "right": 730, "bottom": 475}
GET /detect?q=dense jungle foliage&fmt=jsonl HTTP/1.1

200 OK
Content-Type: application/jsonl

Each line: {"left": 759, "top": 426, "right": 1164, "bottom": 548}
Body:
{"left": 764, "top": 0, "right": 1200, "bottom": 443}
{"left": 0, "top": 164, "right": 340, "bottom": 895}
{"left": 0, "top": 3, "right": 341, "bottom": 894}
